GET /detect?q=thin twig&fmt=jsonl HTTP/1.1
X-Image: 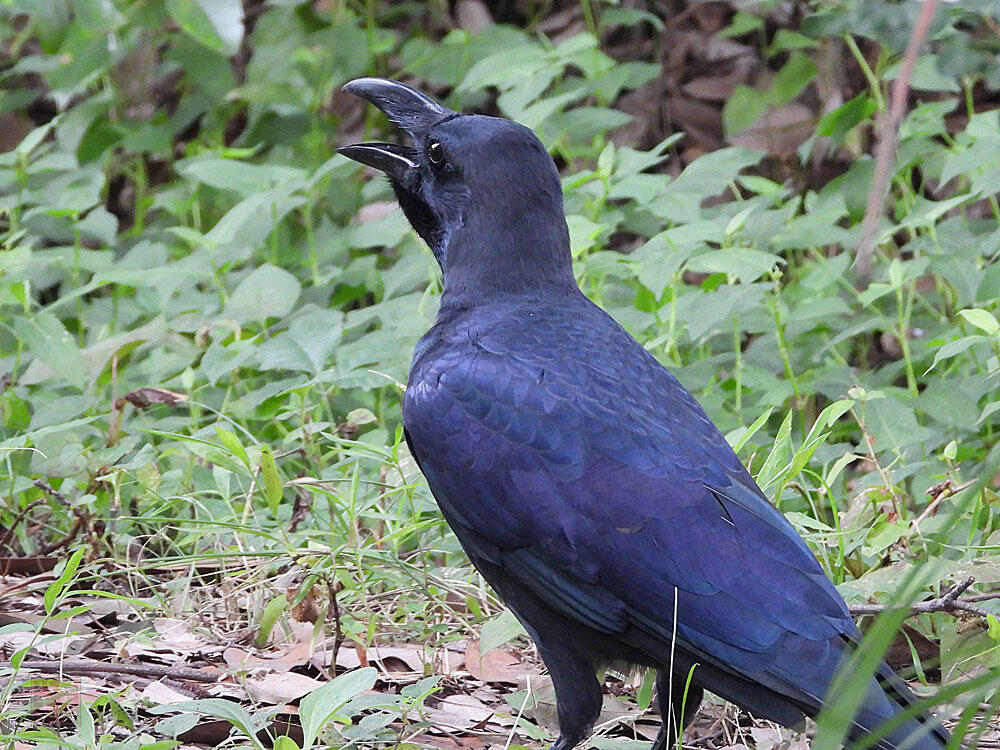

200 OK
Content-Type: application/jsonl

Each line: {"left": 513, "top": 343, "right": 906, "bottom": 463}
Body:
{"left": 849, "top": 577, "right": 999, "bottom": 619}
{"left": 327, "top": 576, "right": 345, "bottom": 667}
{"left": 0, "top": 499, "right": 44, "bottom": 550}
{"left": 854, "top": 0, "right": 940, "bottom": 286}
{"left": 32, "top": 479, "right": 68, "bottom": 504}
{"left": 912, "top": 478, "right": 977, "bottom": 530}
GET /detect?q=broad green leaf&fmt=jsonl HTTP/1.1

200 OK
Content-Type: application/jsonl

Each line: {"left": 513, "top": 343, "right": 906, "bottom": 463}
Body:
{"left": 176, "top": 156, "right": 304, "bottom": 197}
{"left": 722, "top": 85, "right": 770, "bottom": 137}
{"left": 686, "top": 248, "right": 783, "bottom": 282}
{"left": 166, "top": 0, "right": 242, "bottom": 56}
{"left": 224, "top": 264, "right": 301, "bottom": 323}
{"left": 14, "top": 313, "right": 85, "bottom": 391}
{"left": 566, "top": 214, "right": 602, "bottom": 257}
{"left": 299, "top": 668, "right": 378, "bottom": 750}
{"left": 480, "top": 608, "right": 528, "bottom": 654}
{"left": 816, "top": 93, "right": 876, "bottom": 142}
{"left": 719, "top": 11, "right": 763, "bottom": 37}
{"left": 958, "top": 308, "right": 1000, "bottom": 336}
{"left": 256, "top": 308, "right": 344, "bottom": 375}
{"left": 771, "top": 53, "right": 818, "bottom": 105}
{"left": 205, "top": 187, "right": 307, "bottom": 247}
{"left": 926, "top": 335, "right": 991, "bottom": 374}
{"left": 150, "top": 698, "right": 265, "bottom": 748}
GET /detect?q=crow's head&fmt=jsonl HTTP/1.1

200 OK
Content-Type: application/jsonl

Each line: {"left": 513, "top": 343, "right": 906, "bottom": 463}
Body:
{"left": 339, "top": 78, "right": 574, "bottom": 299}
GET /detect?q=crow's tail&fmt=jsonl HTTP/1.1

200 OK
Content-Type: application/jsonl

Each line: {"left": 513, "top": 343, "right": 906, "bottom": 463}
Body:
{"left": 849, "top": 663, "right": 950, "bottom": 750}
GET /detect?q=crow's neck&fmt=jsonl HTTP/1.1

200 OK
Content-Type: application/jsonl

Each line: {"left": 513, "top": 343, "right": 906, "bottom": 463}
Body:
{"left": 438, "top": 202, "right": 578, "bottom": 307}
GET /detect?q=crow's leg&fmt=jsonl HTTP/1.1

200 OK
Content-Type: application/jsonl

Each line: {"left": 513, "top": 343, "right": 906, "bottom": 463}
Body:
{"left": 535, "top": 642, "right": 603, "bottom": 750}
{"left": 651, "top": 670, "right": 703, "bottom": 750}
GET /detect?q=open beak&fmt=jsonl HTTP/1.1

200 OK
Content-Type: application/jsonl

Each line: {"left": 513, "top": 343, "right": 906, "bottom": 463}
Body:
{"left": 337, "top": 77, "right": 453, "bottom": 181}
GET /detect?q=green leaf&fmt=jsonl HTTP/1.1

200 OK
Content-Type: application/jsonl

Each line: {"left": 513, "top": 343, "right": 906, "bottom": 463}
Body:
{"left": 885, "top": 54, "right": 960, "bottom": 93}
{"left": 768, "top": 29, "right": 818, "bottom": 56}
{"left": 225, "top": 264, "right": 301, "bottom": 323}
{"left": 205, "top": 187, "right": 307, "bottom": 247}
{"left": 722, "top": 85, "right": 770, "bottom": 137}
{"left": 727, "top": 407, "right": 774, "bottom": 453}
{"left": 13, "top": 313, "right": 86, "bottom": 392}
{"left": 215, "top": 426, "right": 250, "bottom": 468}
{"left": 44, "top": 546, "right": 85, "bottom": 614}
{"left": 566, "top": 214, "right": 602, "bottom": 257}
{"left": 978, "top": 401, "right": 1000, "bottom": 426}
{"left": 480, "top": 608, "right": 528, "bottom": 654}
{"left": 771, "top": 53, "right": 818, "bottom": 106}
{"left": 176, "top": 156, "right": 305, "bottom": 197}
{"left": 260, "top": 445, "right": 283, "bottom": 516}
{"left": 790, "top": 399, "right": 853, "bottom": 477}
{"left": 756, "top": 410, "right": 793, "bottom": 492}
{"left": 926, "top": 335, "right": 991, "bottom": 374}
{"left": 636, "top": 670, "right": 656, "bottom": 710}
{"left": 987, "top": 614, "right": 1000, "bottom": 642}
{"left": 150, "top": 698, "right": 265, "bottom": 747}
{"left": 686, "top": 248, "right": 783, "bottom": 282}
{"left": 78, "top": 700, "right": 96, "bottom": 748}
{"left": 257, "top": 594, "right": 288, "bottom": 647}
{"left": 166, "top": 0, "right": 243, "bottom": 56}
{"left": 719, "top": 11, "right": 763, "bottom": 37}
{"left": 256, "top": 308, "right": 344, "bottom": 375}
{"left": 958, "top": 308, "right": 1000, "bottom": 336}
{"left": 816, "top": 93, "right": 876, "bottom": 142}
{"left": 299, "top": 668, "right": 378, "bottom": 750}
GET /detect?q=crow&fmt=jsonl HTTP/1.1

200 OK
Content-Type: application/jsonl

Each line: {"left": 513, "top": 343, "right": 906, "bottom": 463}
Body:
{"left": 338, "top": 77, "right": 950, "bottom": 750}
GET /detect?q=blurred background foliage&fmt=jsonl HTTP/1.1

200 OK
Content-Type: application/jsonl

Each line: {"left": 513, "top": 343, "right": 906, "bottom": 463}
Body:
{"left": 2, "top": 0, "right": 1000, "bottom": 743}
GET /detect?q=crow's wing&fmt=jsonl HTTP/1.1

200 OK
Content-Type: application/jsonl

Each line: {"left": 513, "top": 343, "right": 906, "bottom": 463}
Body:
{"left": 404, "top": 299, "right": 853, "bottom": 711}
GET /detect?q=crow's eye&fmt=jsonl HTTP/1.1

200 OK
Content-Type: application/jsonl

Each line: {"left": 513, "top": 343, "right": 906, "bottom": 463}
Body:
{"left": 427, "top": 141, "right": 445, "bottom": 167}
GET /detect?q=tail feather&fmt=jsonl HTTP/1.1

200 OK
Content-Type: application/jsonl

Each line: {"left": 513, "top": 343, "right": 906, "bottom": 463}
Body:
{"left": 850, "top": 664, "right": 950, "bottom": 750}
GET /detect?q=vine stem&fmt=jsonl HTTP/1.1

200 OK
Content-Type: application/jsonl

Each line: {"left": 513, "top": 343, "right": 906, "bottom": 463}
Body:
{"left": 855, "top": 0, "right": 940, "bottom": 286}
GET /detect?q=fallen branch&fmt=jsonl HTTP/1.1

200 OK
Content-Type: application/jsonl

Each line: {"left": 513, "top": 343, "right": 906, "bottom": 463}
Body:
{"left": 849, "top": 577, "right": 999, "bottom": 619}
{"left": 16, "top": 658, "right": 219, "bottom": 683}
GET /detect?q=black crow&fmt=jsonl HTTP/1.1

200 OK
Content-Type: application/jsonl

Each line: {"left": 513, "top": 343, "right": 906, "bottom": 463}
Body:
{"left": 338, "top": 77, "right": 950, "bottom": 750}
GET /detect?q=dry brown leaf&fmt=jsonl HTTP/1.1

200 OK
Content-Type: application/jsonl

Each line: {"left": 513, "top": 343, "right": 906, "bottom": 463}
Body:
{"left": 223, "top": 644, "right": 311, "bottom": 672}
{"left": 245, "top": 671, "right": 324, "bottom": 704}
{"left": 464, "top": 639, "right": 540, "bottom": 683}
{"left": 357, "top": 201, "right": 397, "bottom": 224}
{"left": 684, "top": 74, "right": 745, "bottom": 103}
{"left": 288, "top": 584, "right": 323, "bottom": 624}
{"left": 141, "top": 680, "right": 195, "bottom": 705}
{"left": 405, "top": 733, "right": 487, "bottom": 750}
{"left": 729, "top": 104, "right": 814, "bottom": 157}
{"left": 337, "top": 643, "right": 424, "bottom": 672}
{"left": 690, "top": 1, "right": 731, "bottom": 34}
{"left": 117, "top": 387, "right": 187, "bottom": 409}
{"left": 455, "top": 0, "right": 492, "bottom": 33}
{"left": 425, "top": 693, "right": 496, "bottom": 730}
{"left": 750, "top": 725, "right": 795, "bottom": 750}
{"left": 2, "top": 630, "right": 87, "bottom": 657}
{"left": 153, "top": 618, "right": 210, "bottom": 652}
